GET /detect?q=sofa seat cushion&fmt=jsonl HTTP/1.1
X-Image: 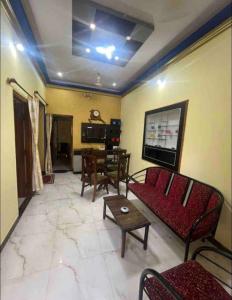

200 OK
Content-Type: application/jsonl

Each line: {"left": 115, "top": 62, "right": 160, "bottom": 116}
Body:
{"left": 128, "top": 183, "right": 165, "bottom": 208}
{"left": 144, "top": 260, "right": 232, "bottom": 300}
{"left": 151, "top": 200, "right": 198, "bottom": 239}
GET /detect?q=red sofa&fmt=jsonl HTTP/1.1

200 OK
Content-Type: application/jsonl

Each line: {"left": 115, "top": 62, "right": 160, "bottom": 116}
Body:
{"left": 127, "top": 167, "right": 224, "bottom": 261}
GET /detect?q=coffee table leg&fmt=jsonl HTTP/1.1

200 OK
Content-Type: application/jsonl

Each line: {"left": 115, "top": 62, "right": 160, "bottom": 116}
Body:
{"left": 144, "top": 225, "right": 149, "bottom": 250}
{"left": 103, "top": 201, "right": 106, "bottom": 219}
{"left": 121, "top": 230, "right": 126, "bottom": 258}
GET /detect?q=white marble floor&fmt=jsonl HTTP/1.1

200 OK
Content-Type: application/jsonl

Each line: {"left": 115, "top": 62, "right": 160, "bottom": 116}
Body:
{"left": 1, "top": 172, "right": 230, "bottom": 300}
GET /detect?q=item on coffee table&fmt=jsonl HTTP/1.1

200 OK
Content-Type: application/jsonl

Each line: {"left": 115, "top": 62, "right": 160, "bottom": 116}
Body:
{"left": 120, "top": 206, "right": 129, "bottom": 213}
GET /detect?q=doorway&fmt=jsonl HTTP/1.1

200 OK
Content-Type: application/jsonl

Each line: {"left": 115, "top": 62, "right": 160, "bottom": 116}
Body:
{"left": 51, "top": 115, "right": 73, "bottom": 172}
{"left": 13, "top": 93, "right": 33, "bottom": 213}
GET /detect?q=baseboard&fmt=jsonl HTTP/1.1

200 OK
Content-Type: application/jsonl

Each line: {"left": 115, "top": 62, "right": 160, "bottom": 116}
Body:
{"left": 73, "top": 171, "right": 81, "bottom": 174}
{"left": 0, "top": 194, "right": 33, "bottom": 252}
{"left": 19, "top": 194, "right": 33, "bottom": 217}
{"left": 207, "top": 237, "right": 231, "bottom": 252}
{"left": 0, "top": 216, "right": 20, "bottom": 252}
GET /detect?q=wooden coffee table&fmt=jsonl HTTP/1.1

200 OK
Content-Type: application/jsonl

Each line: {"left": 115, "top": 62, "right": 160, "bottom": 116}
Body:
{"left": 103, "top": 195, "right": 151, "bottom": 258}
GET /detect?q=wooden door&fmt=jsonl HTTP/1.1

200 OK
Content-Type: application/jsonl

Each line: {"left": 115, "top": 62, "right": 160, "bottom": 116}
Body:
{"left": 14, "top": 96, "right": 33, "bottom": 198}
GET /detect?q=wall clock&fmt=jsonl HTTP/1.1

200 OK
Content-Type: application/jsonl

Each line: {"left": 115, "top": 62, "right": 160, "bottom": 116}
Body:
{"left": 89, "top": 109, "right": 105, "bottom": 123}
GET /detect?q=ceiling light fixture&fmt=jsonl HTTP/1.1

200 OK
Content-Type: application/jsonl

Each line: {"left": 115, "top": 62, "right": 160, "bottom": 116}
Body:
{"left": 96, "top": 45, "right": 115, "bottom": 60}
{"left": 57, "top": 72, "right": 63, "bottom": 77}
{"left": 114, "top": 56, "right": 119, "bottom": 61}
{"left": 112, "top": 82, "right": 117, "bottom": 87}
{"left": 86, "top": 48, "right": 91, "bottom": 53}
{"left": 126, "top": 36, "right": 131, "bottom": 41}
{"left": 157, "top": 79, "right": 166, "bottom": 88}
{"left": 90, "top": 23, "right": 96, "bottom": 30}
{"left": 16, "top": 43, "right": 24, "bottom": 51}
{"left": 95, "top": 73, "right": 102, "bottom": 86}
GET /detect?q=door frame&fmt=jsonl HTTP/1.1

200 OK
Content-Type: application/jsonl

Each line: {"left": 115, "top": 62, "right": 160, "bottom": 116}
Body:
{"left": 13, "top": 91, "right": 33, "bottom": 216}
{"left": 51, "top": 114, "right": 73, "bottom": 171}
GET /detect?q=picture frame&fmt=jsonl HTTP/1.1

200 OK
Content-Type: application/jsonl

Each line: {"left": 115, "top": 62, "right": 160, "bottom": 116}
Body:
{"left": 142, "top": 100, "right": 188, "bottom": 171}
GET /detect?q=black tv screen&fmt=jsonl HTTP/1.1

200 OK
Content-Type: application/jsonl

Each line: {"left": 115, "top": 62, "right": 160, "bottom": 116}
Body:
{"left": 81, "top": 123, "right": 106, "bottom": 143}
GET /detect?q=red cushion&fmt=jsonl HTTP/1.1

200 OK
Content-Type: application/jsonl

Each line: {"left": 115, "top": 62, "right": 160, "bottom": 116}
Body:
{"left": 191, "top": 192, "right": 221, "bottom": 240}
{"left": 186, "top": 182, "right": 212, "bottom": 220}
{"left": 145, "top": 167, "right": 160, "bottom": 186}
{"left": 144, "top": 260, "right": 232, "bottom": 300}
{"left": 164, "top": 205, "right": 193, "bottom": 238}
{"left": 167, "top": 174, "right": 189, "bottom": 204}
{"left": 128, "top": 183, "right": 163, "bottom": 208}
{"left": 155, "top": 169, "right": 172, "bottom": 193}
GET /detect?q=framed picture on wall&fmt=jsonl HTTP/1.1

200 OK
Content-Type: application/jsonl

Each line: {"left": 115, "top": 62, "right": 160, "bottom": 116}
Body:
{"left": 142, "top": 100, "right": 188, "bottom": 171}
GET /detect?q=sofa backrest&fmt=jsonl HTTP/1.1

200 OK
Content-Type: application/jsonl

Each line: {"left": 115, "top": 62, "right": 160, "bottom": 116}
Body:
{"left": 144, "top": 167, "right": 222, "bottom": 217}
{"left": 186, "top": 182, "right": 213, "bottom": 219}
{"left": 167, "top": 174, "right": 189, "bottom": 204}
{"left": 155, "top": 169, "right": 172, "bottom": 193}
{"left": 145, "top": 167, "right": 160, "bottom": 186}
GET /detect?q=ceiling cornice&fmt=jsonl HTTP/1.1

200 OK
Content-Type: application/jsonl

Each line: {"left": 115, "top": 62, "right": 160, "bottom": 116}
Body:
{"left": 5, "top": 0, "right": 232, "bottom": 96}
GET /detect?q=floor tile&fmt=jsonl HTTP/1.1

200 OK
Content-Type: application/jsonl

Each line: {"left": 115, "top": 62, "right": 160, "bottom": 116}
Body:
{"left": 1, "top": 270, "right": 49, "bottom": 300}
{"left": 1, "top": 172, "right": 229, "bottom": 300}
{"left": 1, "top": 233, "right": 54, "bottom": 281}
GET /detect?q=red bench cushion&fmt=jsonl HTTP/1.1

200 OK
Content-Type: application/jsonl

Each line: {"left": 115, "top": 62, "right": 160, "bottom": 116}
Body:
{"left": 155, "top": 169, "right": 172, "bottom": 193}
{"left": 186, "top": 182, "right": 213, "bottom": 220}
{"left": 145, "top": 167, "right": 160, "bottom": 186}
{"left": 191, "top": 192, "right": 221, "bottom": 240}
{"left": 167, "top": 174, "right": 189, "bottom": 204}
{"left": 144, "top": 260, "right": 232, "bottom": 300}
{"left": 128, "top": 183, "right": 165, "bottom": 208}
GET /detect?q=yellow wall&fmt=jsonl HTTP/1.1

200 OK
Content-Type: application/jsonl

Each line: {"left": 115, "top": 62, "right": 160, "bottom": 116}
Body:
{"left": 45, "top": 87, "right": 121, "bottom": 149}
{"left": 121, "top": 28, "right": 231, "bottom": 249}
{"left": 0, "top": 5, "right": 46, "bottom": 243}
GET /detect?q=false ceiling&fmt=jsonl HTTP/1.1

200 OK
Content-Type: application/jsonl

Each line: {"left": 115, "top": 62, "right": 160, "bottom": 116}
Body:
{"left": 11, "top": 0, "right": 232, "bottom": 94}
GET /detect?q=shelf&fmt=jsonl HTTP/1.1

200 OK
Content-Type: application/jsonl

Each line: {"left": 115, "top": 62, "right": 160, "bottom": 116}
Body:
{"left": 158, "top": 124, "right": 179, "bottom": 128}
{"left": 157, "top": 135, "right": 178, "bottom": 137}
{"left": 145, "top": 144, "right": 177, "bottom": 151}
{"left": 146, "top": 138, "right": 166, "bottom": 140}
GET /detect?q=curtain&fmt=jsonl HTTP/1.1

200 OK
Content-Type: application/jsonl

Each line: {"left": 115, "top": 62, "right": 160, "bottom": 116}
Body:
{"left": 28, "top": 95, "right": 44, "bottom": 191}
{"left": 45, "top": 114, "right": 53, "bottom": 174}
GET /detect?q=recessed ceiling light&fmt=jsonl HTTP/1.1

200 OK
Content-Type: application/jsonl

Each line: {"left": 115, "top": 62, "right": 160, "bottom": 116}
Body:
{"left": 57, "top": 72, "right": 63, "bottom": 77}
{"left": 126, "top": 36, "right": 131, "bottom": 41}
{"left": 112, "top": 82, "right": 117, "bottom": 87}
{"left": 114, "top": 56, "right": 119, "bottom": 61}
{"left": 86, "top": 48, "right": 91, "bottom": 53}
{"left": 16, "top": 43, "right": 24, "bottom": 51}
{"left": 90, "top": 23, "right": 96, "bottom": 30}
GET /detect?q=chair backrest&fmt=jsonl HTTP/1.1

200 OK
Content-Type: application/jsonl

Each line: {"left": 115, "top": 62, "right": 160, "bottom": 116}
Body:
{"left": 81, "top": 154, "right": 97, "bottom": 179}
{"left": 117, "top": 153, "right": 130, "bottom": 180}
{"left": 112, "top": 148, "right": 127, "bottom": 162}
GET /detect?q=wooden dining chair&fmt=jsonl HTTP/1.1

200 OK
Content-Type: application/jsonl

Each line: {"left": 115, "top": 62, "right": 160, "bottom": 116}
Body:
{"left": 92, "top": 149, "right": 107, "bottom": 173}
{"left": 107, "top": 148, "right": 127, "bottom": 172}
{"left": 108, "top": 153, "right": 130, "bottom": 195}
{"left": 81, "top": 154, "right": 109, "bottom": 202}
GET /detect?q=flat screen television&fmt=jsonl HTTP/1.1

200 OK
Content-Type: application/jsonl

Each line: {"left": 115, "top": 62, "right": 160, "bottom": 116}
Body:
{"left": 81, "top": 123, "right": 106, "bottom": 143}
